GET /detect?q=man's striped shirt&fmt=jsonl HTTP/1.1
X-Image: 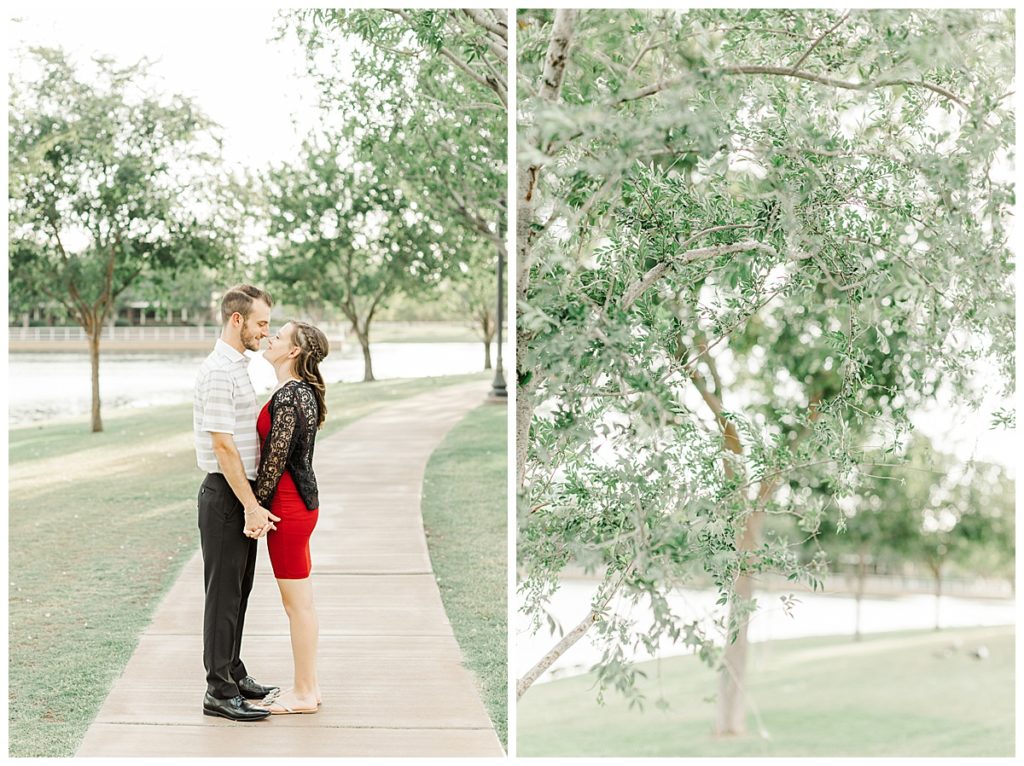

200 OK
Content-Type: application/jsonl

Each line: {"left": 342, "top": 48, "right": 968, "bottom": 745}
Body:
{"left": 193, "top": 339, "right": 260, "bottom": 479}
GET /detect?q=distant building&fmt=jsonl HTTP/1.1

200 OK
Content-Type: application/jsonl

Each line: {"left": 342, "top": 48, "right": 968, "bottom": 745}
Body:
{"left": 13, "top": 298, "right": 215, "bottom": 327}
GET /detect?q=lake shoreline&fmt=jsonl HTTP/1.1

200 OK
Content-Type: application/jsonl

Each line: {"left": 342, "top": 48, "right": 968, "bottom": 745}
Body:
{"left": 9, "top": 343, "right": 497, "bottom": 426}
{"left": 517, "top": 580, "right": 1016, "bottom": 685}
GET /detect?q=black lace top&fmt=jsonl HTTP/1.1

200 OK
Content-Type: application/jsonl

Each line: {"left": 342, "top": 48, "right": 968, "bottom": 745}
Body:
{"left": 254, "top": 380, "right": 320, "bottom": 511}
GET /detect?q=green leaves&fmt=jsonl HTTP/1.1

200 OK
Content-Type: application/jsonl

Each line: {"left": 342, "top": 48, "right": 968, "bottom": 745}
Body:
{"left": 518, "top": 8, "right": 1014, "bottom": 704}
{"left": 9, "top": 47, "right": 230, "bottom": 313}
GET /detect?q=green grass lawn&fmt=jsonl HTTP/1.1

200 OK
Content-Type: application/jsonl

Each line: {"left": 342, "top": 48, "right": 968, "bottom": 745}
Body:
{"left": 421, "top": 401, "right": 508, "bottom": 748}
{"left": 7, "top": 372, "right": 488, "bottom": 757}
{"left": 518, "top": 625, "right": 1015, "bottom": 757}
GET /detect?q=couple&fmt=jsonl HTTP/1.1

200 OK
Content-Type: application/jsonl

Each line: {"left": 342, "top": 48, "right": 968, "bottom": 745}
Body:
{"left": 193, "top": 284, "right": 330, "bottom": 721}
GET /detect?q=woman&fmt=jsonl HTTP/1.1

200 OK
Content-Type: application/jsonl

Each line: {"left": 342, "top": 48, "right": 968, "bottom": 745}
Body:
{"left": 251, "top": 320, "right": 330, "bottom": 715}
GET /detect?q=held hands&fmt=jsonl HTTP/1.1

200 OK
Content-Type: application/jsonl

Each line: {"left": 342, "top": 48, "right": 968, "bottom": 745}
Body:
{"left": 243, "top": 505, "right": 281, "bottom": 539}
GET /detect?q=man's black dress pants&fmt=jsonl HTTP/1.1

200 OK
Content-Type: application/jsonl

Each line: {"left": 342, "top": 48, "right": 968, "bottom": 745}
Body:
{"left": 197, "top": 472, "right": 258, "bottom": 699}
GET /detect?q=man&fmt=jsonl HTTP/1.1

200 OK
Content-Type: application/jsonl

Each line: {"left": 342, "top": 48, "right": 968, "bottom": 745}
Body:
{"left": 193, "top": 284, "right": 281, "bottom": 721}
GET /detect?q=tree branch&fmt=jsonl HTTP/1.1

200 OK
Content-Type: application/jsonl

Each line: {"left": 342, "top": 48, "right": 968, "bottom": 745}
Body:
{"left": 481, "top": 49, "right": 509, "bottom": 93}
{"left": 674, "top": 281, "right": 789, "bottom": 373}
{"left": 538, "top": 169, "right": 624, "bottom": 238}
{"left": 627, "top": 36, "right": 665, "bottom": 75}
{"left": 366, "top": 284, "right": 390, "bottom": 326}
{"left": 388, "top": 8, "right": 507, "bottom": 106}
{"left": 789, "top": 11, "right": 850, "bottom": 73}
{"left": 620, "top": 240, "right": 777, "bottom": 310}
{"left": 450, "top": 9, "right": 508, "bottom": 66}
{"left": 516, "top": 559, "right": 637, "bottom": 699}
{"left": 678, "top": 223, "right": 758, "bottom": 250}
{"left": 414, "top": 130, "right": 499, "bottom": 242}
{"left": 686, "top": 357, "right": 743, "bottom": 478}
{"left": 719, "top": 65, "right": 967, "bottom": 109}
{"left": 45, "top": 215, "right": 93, "bottom": 321}
{"left": 613, "top": 64, "right": 967, "bottom": 110}
{"left": 461, "top": 8, "right": 507, "bottom": 45}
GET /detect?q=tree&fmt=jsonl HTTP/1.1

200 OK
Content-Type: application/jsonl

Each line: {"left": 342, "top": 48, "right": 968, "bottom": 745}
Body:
{"left": 909, "top": 450, "right": 1014, "bottom": 630}
{"left": 515, "top": 8, "right": 1014, "bottom": 738}
{"left": 459, "top": 267, "right": 498, "bottom": 371}
{"left": 813, "top": 437, "right": 1015, "bottom": 633}
{"left": 263, "top": 133, "right": 448, "bottom": 382}
{"left": 953, "top": 460, "right": 1015, "bottom": 595}
{"left": 282, "top": 9, "right": 508, "bottom": 380}
{"left": 438, "top": 234, "right": 500, "bottom": 370}
{"left": 9, "top": 47, "right": 233, "bottom": 431}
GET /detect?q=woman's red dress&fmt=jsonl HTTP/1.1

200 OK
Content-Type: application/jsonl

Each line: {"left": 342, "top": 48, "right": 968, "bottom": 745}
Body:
{"left": 257, "top": 400, "right": 319, "bottom": 578}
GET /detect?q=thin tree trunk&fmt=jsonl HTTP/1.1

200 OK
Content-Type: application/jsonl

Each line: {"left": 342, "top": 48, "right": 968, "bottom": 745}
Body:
{"left": 711, "top": 393, "right": 820, "bottom": 737}
{"left": 482, "top": 314, "right": 495, "bottom": 370}
{"left": 515, "top": 151, "right": 540, "bottom": 490}
{"left": 684, "top": 349, "right": 753, "bottom": 737}
{"left": 88, "top": 328, "right": 103, "bottom": 433}
{"left": 356, "top": 328, "right": 375, "bottom": 383}
{"left": 854, "top": 549, "right": 867, "bottom": 642}
{"left": 932, "top": 563, "right": 943, "bottom": 631}
{"left": 516, "top": 9, "right": 576, "bottom": 492}
{"left": 715, "top": 511, "right": 763, "bottom": 737}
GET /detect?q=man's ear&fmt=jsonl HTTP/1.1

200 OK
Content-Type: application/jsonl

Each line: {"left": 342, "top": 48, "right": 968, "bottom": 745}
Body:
{"left": 231, "top": 312, "right": 243, "bottom": 328}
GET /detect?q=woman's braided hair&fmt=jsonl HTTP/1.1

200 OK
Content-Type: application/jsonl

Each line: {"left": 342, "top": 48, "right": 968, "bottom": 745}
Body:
{"left": 290, "top": 321, "right": 329, "bottom": 429}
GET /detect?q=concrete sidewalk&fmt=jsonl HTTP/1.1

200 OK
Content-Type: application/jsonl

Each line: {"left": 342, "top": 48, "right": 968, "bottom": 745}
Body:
{"left": 76, "top": 381, "right": 505, "bottom": 757}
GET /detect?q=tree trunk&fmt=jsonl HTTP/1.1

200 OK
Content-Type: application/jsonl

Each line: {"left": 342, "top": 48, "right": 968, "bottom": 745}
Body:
{"left": 356, "top": 328, "right": 375, "bottom": 383}
{"left": 516, "top": 9, "right": 575, "bottom": 492}
{"left": 854, "top": 549, "right": 867, "bottom": 642}
{"left": 482, "top": 311, "right": 495, "bottom": 370}
{"left": 88, "top": 329, "right": 103, "bottom": 433}
{"left": 516, "top": 155, "right": 539, "bottom": 491}
{"left": 932, "top": 562, "right": 943, "bottom": 631}
{"left": 707, "top": 390, "right": 819, "bottom": 738}
{"left": 715, "top": 510, "right": 763, "bottom": 737}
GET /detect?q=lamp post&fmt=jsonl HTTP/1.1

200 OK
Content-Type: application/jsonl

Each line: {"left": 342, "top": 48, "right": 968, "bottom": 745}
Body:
{"left": 490, "top": 246, "right": 507, "bottom": 398}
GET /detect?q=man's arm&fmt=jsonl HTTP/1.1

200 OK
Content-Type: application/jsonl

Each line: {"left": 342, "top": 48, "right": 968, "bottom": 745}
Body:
{"left": 210, "top": 432, "right": 280, "bottom": 537}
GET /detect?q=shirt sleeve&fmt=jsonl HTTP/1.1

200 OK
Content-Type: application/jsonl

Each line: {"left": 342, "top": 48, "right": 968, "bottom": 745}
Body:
{"left": 199, "top": 368, "right": 236, "bottom": 435}
{"left": 255, "top": 396, "right": 299, "bottom": 506}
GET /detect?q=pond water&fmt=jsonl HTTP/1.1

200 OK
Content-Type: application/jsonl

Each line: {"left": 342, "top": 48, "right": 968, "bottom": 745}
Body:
{"left": 517, "top": 579, "right": 1016, "bottom": 684}
{"left": 9, "top": 341, "right": 493, "bottom": 425}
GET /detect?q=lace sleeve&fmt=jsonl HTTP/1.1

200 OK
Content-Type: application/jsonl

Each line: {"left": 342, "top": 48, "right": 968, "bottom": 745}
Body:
{"left": 254, "top": 391, "right": 299, "bottom": 506}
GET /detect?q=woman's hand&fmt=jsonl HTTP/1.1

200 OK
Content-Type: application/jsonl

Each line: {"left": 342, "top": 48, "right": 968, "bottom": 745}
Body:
{"left": 243, "top": 504, "right": 281, "bottom": 538}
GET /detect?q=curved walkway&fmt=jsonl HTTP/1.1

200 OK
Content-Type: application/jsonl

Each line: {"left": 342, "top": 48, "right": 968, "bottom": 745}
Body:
{"left": 76, "top": 381, "right": 505, "bottom": 757}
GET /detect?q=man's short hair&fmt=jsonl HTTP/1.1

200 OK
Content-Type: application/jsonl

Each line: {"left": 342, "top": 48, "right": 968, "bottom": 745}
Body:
{"left": 221, "top": 285, "right": 273, "bottom": 324}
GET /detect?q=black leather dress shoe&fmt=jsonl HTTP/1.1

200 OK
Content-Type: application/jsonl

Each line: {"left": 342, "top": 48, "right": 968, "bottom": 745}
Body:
{"left": 236, "top": 675, "right": 281, "bottom": 700}
{"left": 203, "top": 693, "right": 271, "bottom": 721}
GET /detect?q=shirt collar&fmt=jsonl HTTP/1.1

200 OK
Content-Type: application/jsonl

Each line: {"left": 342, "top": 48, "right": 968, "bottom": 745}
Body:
{"left": 215, "top": 338, "right": 248, "bottom": 365}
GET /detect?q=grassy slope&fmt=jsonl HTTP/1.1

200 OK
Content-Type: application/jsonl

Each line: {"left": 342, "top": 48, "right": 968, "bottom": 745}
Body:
{"left": 518, "top": 624, "right": 1015, "bottom": 757}
{"left": 7, "top": 372, "right": 487, "bottom": 757}
{"left": 421, "top": 401, "right": 508, "bottom": 748}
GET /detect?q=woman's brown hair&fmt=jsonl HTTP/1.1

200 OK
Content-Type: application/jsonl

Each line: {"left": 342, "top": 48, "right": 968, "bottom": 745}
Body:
{"left": 290, "top": 321, "right": 329, "bottom": 429}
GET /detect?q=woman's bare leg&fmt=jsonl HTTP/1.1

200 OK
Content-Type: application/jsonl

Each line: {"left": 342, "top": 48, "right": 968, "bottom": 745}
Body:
{"left": 271, "top": 577, "right": 319, "bottom": 709}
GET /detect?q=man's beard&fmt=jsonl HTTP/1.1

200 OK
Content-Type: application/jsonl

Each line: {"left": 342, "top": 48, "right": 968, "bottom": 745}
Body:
{"left": 240, "top": 323, "right": 261, "bottom": 352}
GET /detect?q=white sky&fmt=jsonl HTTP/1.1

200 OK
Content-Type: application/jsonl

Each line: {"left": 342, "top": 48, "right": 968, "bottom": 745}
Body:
{"left": 8, "top": 6, "right": 324, "bottom": 171}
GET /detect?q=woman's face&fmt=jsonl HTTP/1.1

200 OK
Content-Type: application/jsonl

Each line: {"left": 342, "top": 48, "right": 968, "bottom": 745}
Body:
{"left": 264, "top": 322, "right": 297, "bottom": 366}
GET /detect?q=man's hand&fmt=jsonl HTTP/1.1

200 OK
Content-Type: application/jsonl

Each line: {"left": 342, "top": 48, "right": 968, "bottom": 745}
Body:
{"left": 243, "top": 505, "right": 281, "bottom": 539}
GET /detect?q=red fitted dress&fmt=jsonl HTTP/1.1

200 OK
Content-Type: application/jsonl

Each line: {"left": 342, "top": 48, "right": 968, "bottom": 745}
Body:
{"left": 257, "top": 400, "right": 319, "bottom": 578}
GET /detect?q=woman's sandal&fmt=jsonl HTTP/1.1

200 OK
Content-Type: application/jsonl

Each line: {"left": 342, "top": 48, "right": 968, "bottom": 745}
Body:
{"left": 264, "top": 700, "right": 319, "bottom": 715}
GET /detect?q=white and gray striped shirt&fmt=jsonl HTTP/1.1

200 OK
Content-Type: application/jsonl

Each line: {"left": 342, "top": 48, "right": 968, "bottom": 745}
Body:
{"left": 193, "top": 339, "right": 260, "bottom": 479}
